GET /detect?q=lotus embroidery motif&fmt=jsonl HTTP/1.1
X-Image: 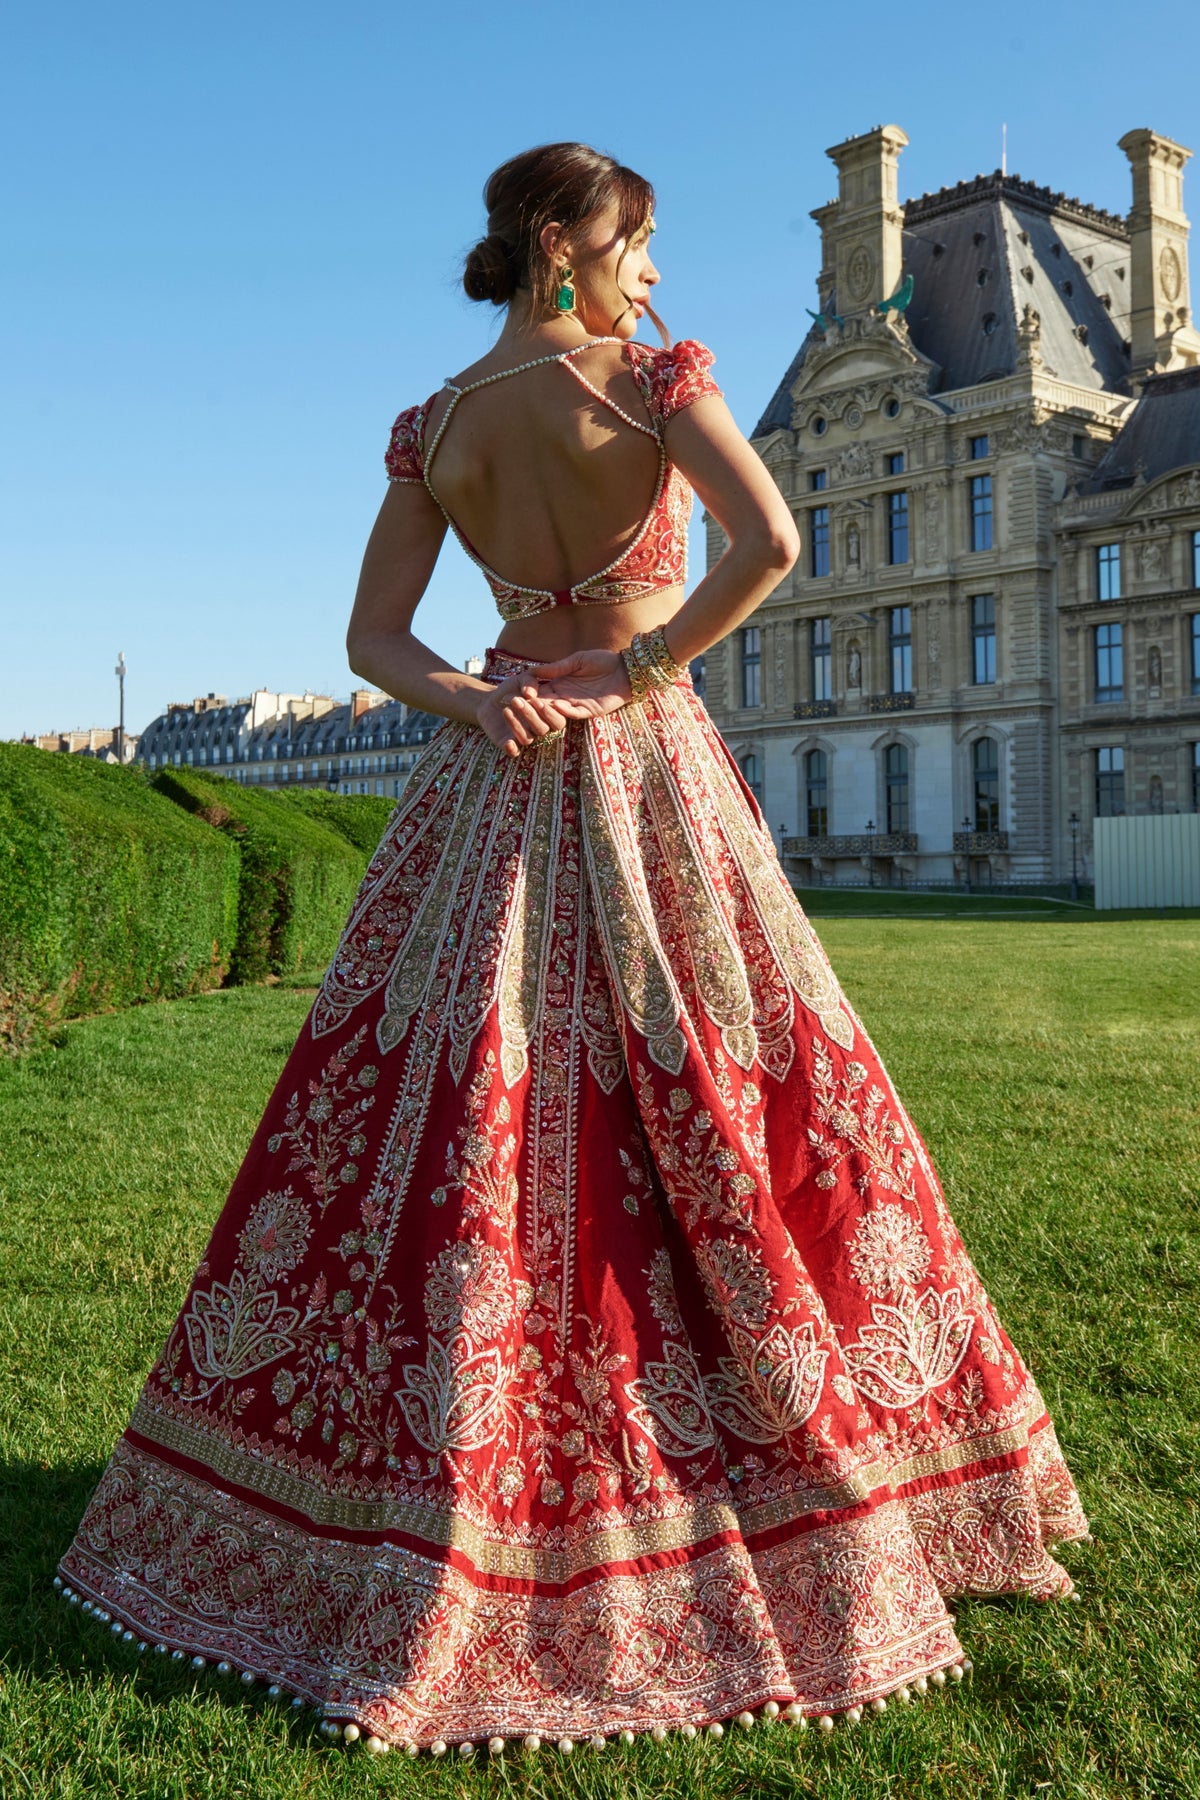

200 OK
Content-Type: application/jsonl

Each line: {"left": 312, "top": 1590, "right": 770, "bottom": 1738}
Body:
{"left": 625, "top": 1341, "right": 717, "bottom": 1455}
{"left": 396, "top": 1338, "right": 510, "bottom": 1453}
{"left": 704, "top": 1320, "right": 830, "bottom": 1444}
{"left": 841, "top": 1285, "right": 973, "bottom": 1406}
{"left": 183, "top": 1272, "right": 302, "bottom": 1383}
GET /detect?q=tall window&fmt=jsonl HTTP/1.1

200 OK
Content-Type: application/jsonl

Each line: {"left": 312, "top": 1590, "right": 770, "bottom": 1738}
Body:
{"left": 972, "top": 736, "right": 1000, "bottom": 832}
{"left": 884, "top": 744, "right": 910, "bottom": 833}
{"left": 1094, "top": 622, "right": 1124, "bottom": 702}
{"left": 886, "top": 451, "right": 905, "bottom": 476}
{"left": 740, "top": 752, "right": 764, "bottom": 805}
{"left": 1097, "top": 543, "right": 1121, "bottom": 601}
{"left": 805, "top": 749, "right": 829, "bottom": 836}
{"left": 740, "top": 626, "right": 762, "bottom": 708}
{"left": 887, "top": 490, "right": 910, "bottom": 564}
{"left": 970, "top": 434, "right": 990, "bottom": 460}
{"left": 1095, "top": 746, "right": 1125, "bottom": 817}
{"left": 811, "top": 616, "right": 832, "bottom": 701}
{"left": 810, "top": 469, "right": 828, "bottom": 491}
{"left": 1193, "top": 743, "right": 1200, "bottom": 811}
{"left": 971, "top": 593, "right": 996, "bottom": 684}
{"left": 811, "top": 505, "right": 830, "bottom": 578}
{"left": 1193, "top": 529, "right": 1200, "bottom": 589}
{"left": 889, "top": 605, "right": 912, "bottom": 693}
{"left": 1191, "top": 614, "right": 1200, "bottom": 695}
{"left": 969, "top": 474, "right": 993, "bottom": 551}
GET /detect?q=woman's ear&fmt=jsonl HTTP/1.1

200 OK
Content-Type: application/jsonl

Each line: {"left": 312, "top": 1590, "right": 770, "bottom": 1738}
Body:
{"left": 538, "top": 220, "right": 567, "bottom": 264}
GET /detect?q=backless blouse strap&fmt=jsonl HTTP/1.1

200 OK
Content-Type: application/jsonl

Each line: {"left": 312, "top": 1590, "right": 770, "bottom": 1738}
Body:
{"left": 422, "top": 337, "right": 659, "bottom": 488}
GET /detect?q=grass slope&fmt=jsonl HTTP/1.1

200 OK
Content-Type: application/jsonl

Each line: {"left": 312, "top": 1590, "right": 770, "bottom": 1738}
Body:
{"left": 0, "top": 917, "right": 1197, "bottom": 1799}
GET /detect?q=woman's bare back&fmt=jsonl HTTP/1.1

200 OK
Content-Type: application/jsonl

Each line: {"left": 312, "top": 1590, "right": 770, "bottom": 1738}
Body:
{"left": 422, "top": 341, "right": 671, "bottom": 625}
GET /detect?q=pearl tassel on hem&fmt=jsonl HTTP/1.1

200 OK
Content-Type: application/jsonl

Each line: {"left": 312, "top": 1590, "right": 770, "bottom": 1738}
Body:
{"left": 54, "top": 1571, "right": 993, "bottom": 1755}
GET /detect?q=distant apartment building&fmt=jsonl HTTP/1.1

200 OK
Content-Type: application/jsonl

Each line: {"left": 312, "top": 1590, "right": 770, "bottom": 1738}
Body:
{"left": 22, "top": 725, "right": 139, "bottom": 763}
{"left": 134, "top": 660, "right": 483, "bottom": 799}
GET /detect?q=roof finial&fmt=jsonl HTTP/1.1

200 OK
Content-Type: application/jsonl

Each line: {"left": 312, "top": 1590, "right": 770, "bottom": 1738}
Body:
{"left": 1001, "top": 122, "right": 1007, "bottom": 178}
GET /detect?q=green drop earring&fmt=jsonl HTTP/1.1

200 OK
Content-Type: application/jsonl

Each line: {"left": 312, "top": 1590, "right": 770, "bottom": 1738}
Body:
{"left": 555, "top": 264, "right": 577, "bottom": 314}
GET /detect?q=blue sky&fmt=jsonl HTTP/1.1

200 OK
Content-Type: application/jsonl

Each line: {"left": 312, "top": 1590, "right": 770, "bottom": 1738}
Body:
{"left": 4, "top": 0, "right": 1198, "bottom": 740}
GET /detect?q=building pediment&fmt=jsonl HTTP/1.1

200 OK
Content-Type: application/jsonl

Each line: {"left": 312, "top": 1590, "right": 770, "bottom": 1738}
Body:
{"left": 791, "top": 314, "right": 941, "bottom": 415}
{"left": 1119, "top": 462, "right": 1200, "bottom": 519}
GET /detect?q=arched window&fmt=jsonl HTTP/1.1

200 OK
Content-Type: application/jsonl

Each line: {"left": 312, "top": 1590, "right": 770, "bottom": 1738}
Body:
{"left": 884, "top": 744, "right": 909, "bottom": 833}
{"left": 740, "top": 752, "right": 764, "bottom": 805}
{"left": 972, "top": 736, "right": 1000, "bottom": 832}
{"left": 805, "top": 749, "right": 828, "bottom": 836}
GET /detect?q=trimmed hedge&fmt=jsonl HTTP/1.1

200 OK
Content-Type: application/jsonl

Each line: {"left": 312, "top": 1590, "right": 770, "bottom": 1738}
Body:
{"left": 0, "top": 744, "right": 239, "bottom": 1053}
{"left": 150, "top": 770, "right": 367, "bottom": 986}
{"left": 274, "top": 788, "right": 395, "bottom": 857}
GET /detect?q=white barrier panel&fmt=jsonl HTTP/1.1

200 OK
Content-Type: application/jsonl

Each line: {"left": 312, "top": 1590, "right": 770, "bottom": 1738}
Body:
{"left": 1094, "top": 814, "right": 1200, "bottom": 909}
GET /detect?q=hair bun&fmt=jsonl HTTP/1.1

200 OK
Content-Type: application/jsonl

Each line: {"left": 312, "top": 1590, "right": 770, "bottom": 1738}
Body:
{"left": 463, "top": 232, "right": 519, "bottom": 305}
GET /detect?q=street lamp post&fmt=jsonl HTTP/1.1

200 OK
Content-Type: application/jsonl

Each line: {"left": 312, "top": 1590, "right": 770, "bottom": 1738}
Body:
{"left": 1069, "top": 811, "right": 1079, "bottom": 901}
{"left": 114, "top": 651, "right": 126, "bottom": 764}
{"left": 962, "top": 816, "right": 973, "bottom": 895}
{"left": 865, "top": 819, "right": 876, "bottom": 889}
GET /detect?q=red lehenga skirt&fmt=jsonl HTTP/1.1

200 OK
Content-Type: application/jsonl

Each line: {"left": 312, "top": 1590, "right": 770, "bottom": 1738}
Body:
{"left": 57, "top": 645, "right": 1088, "bottom": 1752}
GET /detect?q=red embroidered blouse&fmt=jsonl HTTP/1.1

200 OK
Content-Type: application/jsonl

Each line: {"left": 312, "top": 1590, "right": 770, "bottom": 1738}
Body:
{"left": 384, "top": 337, "right": 722, "bottom": 624}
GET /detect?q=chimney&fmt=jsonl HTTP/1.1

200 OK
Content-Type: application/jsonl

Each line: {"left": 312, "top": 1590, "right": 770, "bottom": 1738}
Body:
{"left": 1118, "top": 128, "right": 1200, "bottom": 372}
{"left": 812, "top": 125, "right": 909, "bottom": 317}
{"left": 350, "top": 687, "right": 377, "bottom": 721}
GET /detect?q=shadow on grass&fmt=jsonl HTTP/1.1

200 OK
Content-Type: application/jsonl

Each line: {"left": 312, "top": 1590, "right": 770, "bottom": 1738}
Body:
{"left": 0, "top": 1457, "right": 333, "bottom": 1747}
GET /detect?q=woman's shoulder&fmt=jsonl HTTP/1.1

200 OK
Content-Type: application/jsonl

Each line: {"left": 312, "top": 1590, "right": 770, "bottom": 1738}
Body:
{"left": 384, "top": 392, "right": 439, "bottom": 483}
{"left": 623, "top": 337, "right": 721, "bottom": 422}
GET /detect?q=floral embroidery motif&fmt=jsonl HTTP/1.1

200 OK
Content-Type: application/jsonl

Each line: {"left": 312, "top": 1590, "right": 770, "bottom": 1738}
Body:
{"left": 847, "top": 1204, "right": 933, "bottom": 1296}
{"left": 423, "top": 1241, "right": 513, "bottom": 1339}
{"left": 696, "top": 1238, "right": 774, "bottom": 1331}
{"left": 809, "top": 1040, "right": 916, "bottom": 1197}
{"left": 238, "top": 1190, "right": 312, "bottom": 1282}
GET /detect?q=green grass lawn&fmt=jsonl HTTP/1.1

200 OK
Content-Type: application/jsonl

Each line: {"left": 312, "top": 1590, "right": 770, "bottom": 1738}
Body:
{"left": 1, "top": 918, "right": 1197, "bottom": 1798}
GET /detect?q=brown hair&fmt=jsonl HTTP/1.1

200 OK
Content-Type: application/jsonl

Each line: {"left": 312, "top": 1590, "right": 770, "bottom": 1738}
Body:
{"left": 463, "top": 142, "right": 664, "bottom": 339}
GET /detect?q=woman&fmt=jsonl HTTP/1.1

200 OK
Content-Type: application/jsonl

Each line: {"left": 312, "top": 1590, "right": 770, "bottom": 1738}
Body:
{"left": 57, "top": 142, "right": 1087, "bottom": 1756}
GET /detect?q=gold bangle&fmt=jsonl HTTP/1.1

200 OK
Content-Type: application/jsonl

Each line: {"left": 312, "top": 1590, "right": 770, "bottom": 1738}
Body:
{"left": 643, "top": 624, "right": 684, "bottom": 686}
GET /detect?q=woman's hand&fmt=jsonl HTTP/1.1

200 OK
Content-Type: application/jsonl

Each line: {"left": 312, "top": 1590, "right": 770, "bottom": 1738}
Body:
{"left": 473, "top": 670, "right": 575, "bottom": 757}
{"left": 527, "top": 649, "right": 634, "bottom": 718}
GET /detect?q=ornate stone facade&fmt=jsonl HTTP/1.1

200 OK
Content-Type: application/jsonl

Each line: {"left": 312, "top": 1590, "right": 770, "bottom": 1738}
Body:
{"left": 709, "top": 124, "right": 1200, "bottom": 884}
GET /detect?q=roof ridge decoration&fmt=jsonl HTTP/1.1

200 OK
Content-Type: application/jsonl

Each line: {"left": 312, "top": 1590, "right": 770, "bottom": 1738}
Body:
{"left": 904, "top": 171, "right": 1128, "bottom": 240}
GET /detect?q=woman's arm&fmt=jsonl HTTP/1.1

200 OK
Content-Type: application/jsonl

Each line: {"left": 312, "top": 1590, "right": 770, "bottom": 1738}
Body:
{"left": 533, "top": 394, "right": 799, "bottom": 707}
{"left": 345, "top": 482, "right": 573, "bottom": 754}
{"left": 656, "top": 394, "right": 800, "bottom": 667}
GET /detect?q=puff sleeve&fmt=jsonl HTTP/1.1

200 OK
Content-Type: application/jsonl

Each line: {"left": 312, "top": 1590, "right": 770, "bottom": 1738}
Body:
{"left": 633, "top": 339, "right": 722, "bottom": 425}
{"left": 384, "top": 400, "right": 429, "bottom": 483}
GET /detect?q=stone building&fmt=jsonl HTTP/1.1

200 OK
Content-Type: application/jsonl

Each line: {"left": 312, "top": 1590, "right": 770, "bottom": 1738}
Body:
{"left": 21, "top": 725, "right": 139, "bottom": 764}
{"left": 706, "top": 124, "right": 1200, "bottom": 884}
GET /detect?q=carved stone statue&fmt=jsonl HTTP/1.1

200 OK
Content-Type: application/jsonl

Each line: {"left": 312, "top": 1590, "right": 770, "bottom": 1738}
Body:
{"left": 1148, "top": 644, "right": 1162, "bottom": 690}
{"left": 1143, "top": 536, "right": 1167, "bottom": 582}
{"left": 848, "top": 644, "right": 862, "bottom": 689}
{"left": 846, "top": 523, "right": 861, "bottom": 567}
{"left": 1149, "top": 775, "right": 1164, "bottom": 813}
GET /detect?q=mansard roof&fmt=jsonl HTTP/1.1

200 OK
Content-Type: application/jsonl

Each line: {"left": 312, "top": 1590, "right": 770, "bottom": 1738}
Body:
{"left": 1081, "top": 364, "right": 1200, "bottom": 491}
{"left": 136, "top": 693, "right": 441, "bottom": 758}
{"left": 755, "top": 171, "right": 1133, "bottom": 436}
